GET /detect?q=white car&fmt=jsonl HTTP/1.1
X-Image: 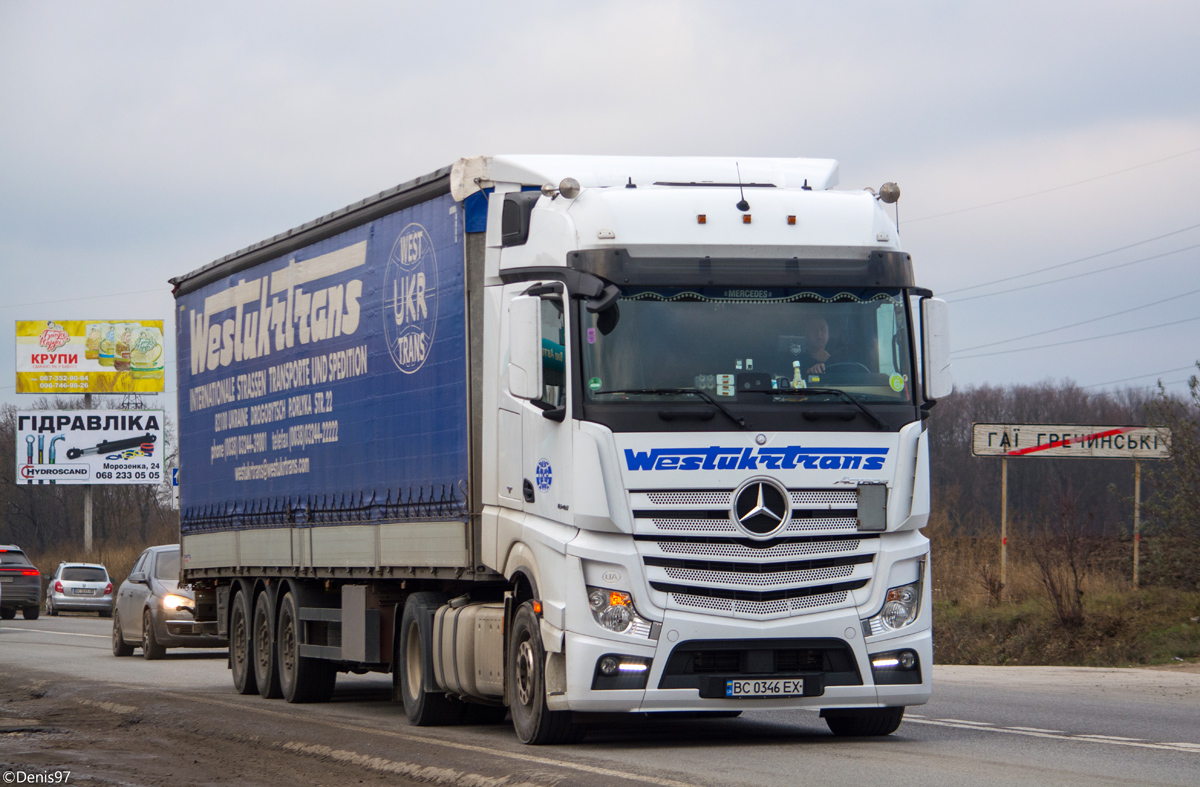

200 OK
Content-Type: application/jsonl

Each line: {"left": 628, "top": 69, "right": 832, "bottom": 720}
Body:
{"left": 47, "top": 562, "right": 114, "bottom": 617}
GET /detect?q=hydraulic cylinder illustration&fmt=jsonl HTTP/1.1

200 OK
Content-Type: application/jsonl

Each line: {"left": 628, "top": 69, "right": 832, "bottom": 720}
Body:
{"left": 66, "top": 433, "right": 156, "bottom": 460}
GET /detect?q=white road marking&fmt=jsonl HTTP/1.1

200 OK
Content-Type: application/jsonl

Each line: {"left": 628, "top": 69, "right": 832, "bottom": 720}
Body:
{"left": 1076, "top": 734, "right": 1145, "bottom": 742}
{"left": 1008, "top": 726, "right": 1065, "bottom": 733}
{"left": 1, "top": 628, "right": 109, "bottom": 639}
{"left": 938, "top": 718, "right": 994, "bottom": 725}
{"left": 280, "top": 741, "right": 546, "bottom": 787}
{"left": 908, "top": 718, "right": 1199, "bottom": 754}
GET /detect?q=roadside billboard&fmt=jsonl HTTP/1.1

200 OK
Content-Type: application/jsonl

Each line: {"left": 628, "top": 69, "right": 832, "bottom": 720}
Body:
{"left": 16, "top": 410, "right": 165, "bottom": 485}
{"left": 972, "top": 423, "right": 1171, "bottom": 459}
{"left": 15, "top": 320, "right": 165, "bottom": 393}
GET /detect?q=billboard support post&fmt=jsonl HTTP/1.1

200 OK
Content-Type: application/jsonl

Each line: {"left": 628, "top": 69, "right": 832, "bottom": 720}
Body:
{"left": 1133, "top": 459, "right": 1142, "bottom": 589}
{"left": 83, "top": 393, "right": 92, "bottom": 555}
{"left": 1000, "top": 456, "right": 1008, "bottom": 601}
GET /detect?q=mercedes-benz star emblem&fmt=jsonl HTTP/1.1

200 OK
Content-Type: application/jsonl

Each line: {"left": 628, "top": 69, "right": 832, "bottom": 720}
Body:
{"left": 732, "top": 480, "right": 790, "bottom": 536}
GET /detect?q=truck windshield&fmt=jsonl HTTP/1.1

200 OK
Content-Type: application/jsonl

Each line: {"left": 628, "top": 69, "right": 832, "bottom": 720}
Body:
{"left": 579, "top": 287, "right": 914, "bottom": 404}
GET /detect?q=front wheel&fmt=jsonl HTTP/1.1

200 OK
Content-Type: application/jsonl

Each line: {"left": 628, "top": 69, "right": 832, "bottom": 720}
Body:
{"left": 112, "top": 610, "right": 134, "bottom": 657}
{"left": 142, "top": 609, "right": 166, "bottom": 660}
{"left": 508, "top": 602, "right": 583, "bottom": 744}
{"left": 23, "top": 606, "right": 39, "bottom": 621}
{"left": 823, "top": 706, "right": 905, "bottom": 736}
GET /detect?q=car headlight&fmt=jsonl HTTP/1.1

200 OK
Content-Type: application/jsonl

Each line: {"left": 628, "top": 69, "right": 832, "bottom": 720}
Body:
{"left": 863, "top": 580, "right": 921, "bottom": 636}
{"left": 161, "top": 593, "right": 191, "bottom": 611}
{"left": 586, "top": 587, "right": 655, "bottom": 639}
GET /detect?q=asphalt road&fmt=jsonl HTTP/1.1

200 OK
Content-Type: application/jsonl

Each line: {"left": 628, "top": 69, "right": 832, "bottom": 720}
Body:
{"left": 2, "top": 615, "right": 1198, "bottom": 787}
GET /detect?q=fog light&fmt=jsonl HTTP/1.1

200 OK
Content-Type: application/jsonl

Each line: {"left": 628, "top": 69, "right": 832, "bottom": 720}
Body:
{"left": 898, "top": 651, "right": 916, "bottom": 669}
{"left": 599, "top": 656, "right": 620, "bottom": 676}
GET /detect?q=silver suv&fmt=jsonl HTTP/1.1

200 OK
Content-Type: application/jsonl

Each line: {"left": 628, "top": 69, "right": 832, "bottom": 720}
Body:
{"left": 47, "top": 562, "right": 114, "bottom": 617}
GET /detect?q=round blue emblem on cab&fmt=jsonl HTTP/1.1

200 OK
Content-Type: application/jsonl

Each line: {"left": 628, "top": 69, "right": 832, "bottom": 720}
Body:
{"left": 535, "top": 459, "right": 553, "bottom": 491}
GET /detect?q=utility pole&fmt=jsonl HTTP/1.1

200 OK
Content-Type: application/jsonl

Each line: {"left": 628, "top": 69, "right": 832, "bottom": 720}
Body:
{"left": 1133, "top": 459, "right": 1142, "bottom": 589}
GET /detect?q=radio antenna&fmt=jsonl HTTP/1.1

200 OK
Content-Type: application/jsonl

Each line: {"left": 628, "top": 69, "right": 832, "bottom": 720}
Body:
{"left": 735, "top": 163, "right": 750, "bottom": 212}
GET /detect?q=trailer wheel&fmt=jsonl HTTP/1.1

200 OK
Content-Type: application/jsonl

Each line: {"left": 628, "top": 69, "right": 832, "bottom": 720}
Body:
{"left": 508, "top": 602, "right": 583, "bottom": 744}
{"left": 277, "top": 591, "right": 337, "bottom": 703}
{"left": 230, "top": 590, "right": 258, "bottom": 695}
{"left": 397, "top": 592, "right": 462, "bottom": 726}
{"left": 822, "top": 706, "right": 905, "bottom": 736}
{"left": 253, "top": 592, "right": 282, "bottom": 698}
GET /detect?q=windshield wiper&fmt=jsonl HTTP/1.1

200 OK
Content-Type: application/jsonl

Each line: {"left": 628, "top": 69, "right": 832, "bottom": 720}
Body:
{"left": 741, "top": 387, "right": 886, "bottom": 430}
{"left": 596, "top": 388, "right": 747, "bottom": 429}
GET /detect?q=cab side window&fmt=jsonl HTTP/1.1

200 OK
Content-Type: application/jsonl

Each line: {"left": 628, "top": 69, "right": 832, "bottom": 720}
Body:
{"left": 537, "top": 297, "right": 566, "bottom": 410}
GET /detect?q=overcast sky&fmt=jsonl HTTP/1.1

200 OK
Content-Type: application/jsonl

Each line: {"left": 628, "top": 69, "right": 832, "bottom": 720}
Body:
{"left": 3, "top": 1, "right": 1199, "bottom": 417}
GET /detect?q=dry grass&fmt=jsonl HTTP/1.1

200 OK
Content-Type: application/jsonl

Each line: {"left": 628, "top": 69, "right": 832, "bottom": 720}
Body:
{"left": 26, "top": 520, "right": 177, "bottom": 586}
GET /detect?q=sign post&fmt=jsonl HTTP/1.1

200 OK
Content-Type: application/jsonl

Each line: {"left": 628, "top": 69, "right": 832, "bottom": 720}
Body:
{"left": 972, "top": 424, "right": 1170, "bottom": 595}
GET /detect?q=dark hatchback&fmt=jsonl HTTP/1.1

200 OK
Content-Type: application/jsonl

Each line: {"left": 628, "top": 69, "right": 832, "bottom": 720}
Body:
{"left": 0, "top": 546, "right": 41, "bottom": 620}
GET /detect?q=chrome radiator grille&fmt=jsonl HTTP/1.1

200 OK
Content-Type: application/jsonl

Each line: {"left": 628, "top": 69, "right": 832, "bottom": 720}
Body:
{"left": 632, "top": 487, "right": 876, "bottom": 620}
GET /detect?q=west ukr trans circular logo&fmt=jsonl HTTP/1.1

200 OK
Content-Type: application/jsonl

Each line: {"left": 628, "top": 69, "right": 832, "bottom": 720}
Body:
{"left": 384, "top": 223, "right": 439, "bottom": 374}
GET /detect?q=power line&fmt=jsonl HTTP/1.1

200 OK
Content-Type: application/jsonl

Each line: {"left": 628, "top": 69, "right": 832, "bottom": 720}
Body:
{"left": 939, "top": 222, "right": 1200, "bottom": 296}
{"left": 907, "top": 144, "right": 1200, "bottom": 224}
{"left": 953, "top": 286, "right": 1200, "bottom": 353}
{"left": 954, "top": 315, "right": 1200, "bottom": 360}
{"left": 1083, "top": 365, "right": 1199, "bottom": 389}
{"left": 0, "top": 287, "right": 168, "bottom": 311}
{"left": 946, "top": 243, "right": 1200, "bottom": 303}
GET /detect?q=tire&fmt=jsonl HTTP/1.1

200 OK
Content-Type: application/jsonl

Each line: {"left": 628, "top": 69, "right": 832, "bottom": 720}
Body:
{"left": 277, "top": 592, "right": 337, "bottom": 703}
{"left": 99, "top": 607, "right": 112, "bottom": 619}
{"left": 112, "top": 610, "right": 134, "bottom": 657}
{"left": 508, "top": 602, "right": 583, "bottom": 744}
{"left": 48, "top": 598, "right": 58, "bottom": 616}
{"left": 230, "top": 590, "right": 258, "bottom": 695}
{"left": 253, "top": 592, "right": 282, "bottom": 698}
{"left": 142, "top": 609, "right": 166, "bottom": 660}
{"left": 397, "top": 592, "right": 463, "bottom": 726}
{"left": 823, "top": 706, "right": 905, "bottom": 737}
{"left": 0, "top": 608, "right": 15, "bottom": 620}
{"left": 23, "top": 606, "right": 39, "bottom": 621}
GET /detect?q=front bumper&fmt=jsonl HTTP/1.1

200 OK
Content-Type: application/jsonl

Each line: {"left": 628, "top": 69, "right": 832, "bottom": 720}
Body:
{"left": 152, "top": 607, "right": 226, "bottom": 648}
{"left": 554, "top": 607, "right": 931, "bottom": 713}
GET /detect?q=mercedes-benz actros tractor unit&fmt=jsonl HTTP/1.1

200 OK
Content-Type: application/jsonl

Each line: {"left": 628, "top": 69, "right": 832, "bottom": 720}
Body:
{"left": 170, "top": 154, "right": 952, "bottom": 744}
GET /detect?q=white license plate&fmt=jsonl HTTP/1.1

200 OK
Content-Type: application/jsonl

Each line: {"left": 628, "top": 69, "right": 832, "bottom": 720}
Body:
{"left": 725, "top": 679, "right": 804, "bottom": 698}
{"left": 73, "top": 588, "right": 96, "bottom": 595}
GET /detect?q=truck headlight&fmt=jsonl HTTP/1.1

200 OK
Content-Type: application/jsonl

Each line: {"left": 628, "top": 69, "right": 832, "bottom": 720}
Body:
{"left": 863, "top": 581, "right": 921, "bottom": 636}
{"left": 587, "top": 587, "right": 654, "bottom": 639}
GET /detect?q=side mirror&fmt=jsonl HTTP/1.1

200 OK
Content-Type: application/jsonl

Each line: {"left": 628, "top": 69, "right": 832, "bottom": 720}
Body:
{"left": 508, "top": 295, "right": 543, "bottom": 400}
{"left": 921, "top": 297, "right": 953, "bottom": 401}
{"left": 128, "top": 572, "right": 147, "bottom": 585}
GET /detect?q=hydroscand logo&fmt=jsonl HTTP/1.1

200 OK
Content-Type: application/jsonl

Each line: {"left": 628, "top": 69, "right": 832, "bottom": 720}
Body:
{"left": 623, "top": 446, "right": 889, "bottom": 471}
{"left": 384, "top": 223, "right": 439, "bottom": 374}
{"left": 535, "top": 459, "right": 553, "bottom": 491}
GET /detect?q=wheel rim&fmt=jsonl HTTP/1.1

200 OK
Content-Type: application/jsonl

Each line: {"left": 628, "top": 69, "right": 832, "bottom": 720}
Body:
{"left": 232, "top": 607, "right": 247, "bottom": 674}
{"left": 280, "top": 610, "right": 295, "bottom": 683}
{"left": 142, "top": 612, "right": 151, "bottom": 650}
{"left": 405, "top": 620, "right": 422, "bottom": 700}
{"left": 515, "top": 637, "right": 536, "bottom": 707}
{"left": 255, "top": 610, "right": 271, "bottom": 675}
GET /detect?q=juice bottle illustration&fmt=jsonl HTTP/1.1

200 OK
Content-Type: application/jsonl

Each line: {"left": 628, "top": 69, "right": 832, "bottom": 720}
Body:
{"left": 98, "top": 323, "right": 116, "bottom": 367}
{"left": 114, "top": 323, "right": 135, "bottom": 371}
{"left": 85, "top": 323, "right": 102, "bottom": 360}
{"left": 130, "top": 327, "right": 164, "bottom": 379}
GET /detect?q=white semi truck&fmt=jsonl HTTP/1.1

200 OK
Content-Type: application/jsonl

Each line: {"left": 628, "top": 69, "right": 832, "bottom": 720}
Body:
{"left": 170, "top": 155, "right": 952, "bottom": 743}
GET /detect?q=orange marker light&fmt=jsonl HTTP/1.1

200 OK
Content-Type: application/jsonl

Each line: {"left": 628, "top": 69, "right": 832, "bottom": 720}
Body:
{"left": 609, "top": 591, "right": 630, "bottom": 607}
{"left": 787, "top": 215, "right": 796, "bottom": 225}
{"left": 531, "top": 600, "right": 543, "bottom": 615}
{"left": 697, "top": 214, "right": 707, "bottom": 224}
{"left": 743, "top": 214, "right": 752, "bottom": 224}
